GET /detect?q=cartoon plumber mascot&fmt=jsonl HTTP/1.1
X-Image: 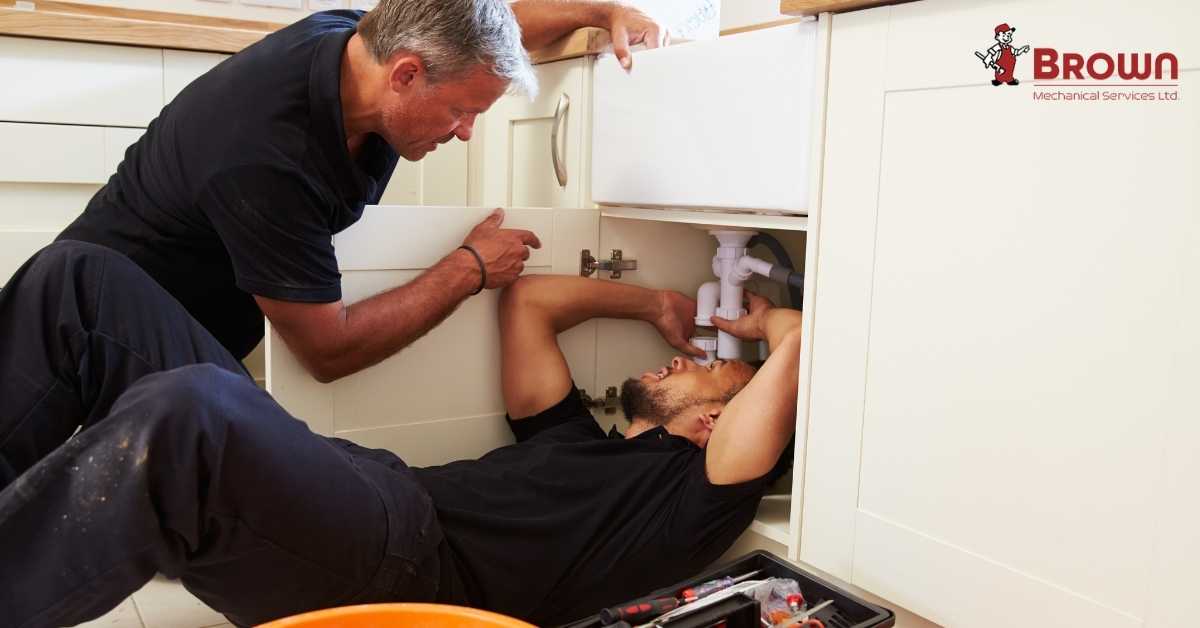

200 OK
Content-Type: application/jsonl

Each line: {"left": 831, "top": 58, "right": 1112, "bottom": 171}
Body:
{"left": 976, "top": 23, "right": 1030, "bottom": 86}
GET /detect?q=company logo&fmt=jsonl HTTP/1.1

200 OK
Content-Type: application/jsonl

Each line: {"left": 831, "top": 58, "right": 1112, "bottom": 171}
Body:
{"left": 974, "top": 23, "right": 1030, "bottom": 86}
{"left": 972, "top": 21, "right": 1182, "bottom": 102}
{"left": 1033, "top": 49, "right": 1179, "bottom": 82}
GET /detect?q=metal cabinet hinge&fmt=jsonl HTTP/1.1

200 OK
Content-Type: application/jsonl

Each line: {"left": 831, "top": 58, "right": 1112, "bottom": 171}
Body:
{"left": 580, "top": 386, "right": 621, "bottom": 414}
{"left": 581, "top": 249, "right": 638, "bottom": 279}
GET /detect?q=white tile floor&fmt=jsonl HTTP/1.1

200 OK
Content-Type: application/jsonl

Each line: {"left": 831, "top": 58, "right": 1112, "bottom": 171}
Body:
{"left": 77, "top": 576, "right": 232, "bottom": 628}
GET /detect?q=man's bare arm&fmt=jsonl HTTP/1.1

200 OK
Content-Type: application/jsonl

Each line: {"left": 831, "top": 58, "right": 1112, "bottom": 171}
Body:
{"left": 510, "top": 1, "right": 666, "bottom": 69}
{"left": 259, "top": 210, "right": 539, "bottom": 383}
{"left": 706, "top": 296, "right": 804, "bottom": 485}
{"left": 257, "top": 249, "right": 478, "bottom": 383}
{"left": 499, "top": 275, "right": 703, "bottom": 419}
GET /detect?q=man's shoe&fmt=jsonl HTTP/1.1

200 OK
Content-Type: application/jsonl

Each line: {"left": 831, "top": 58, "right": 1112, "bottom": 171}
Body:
{"left": 1007, "top": 79, "right": 1020, "bottom": 85}
{"left": 992, "top": 79, "right": 1003, "bottom": 86}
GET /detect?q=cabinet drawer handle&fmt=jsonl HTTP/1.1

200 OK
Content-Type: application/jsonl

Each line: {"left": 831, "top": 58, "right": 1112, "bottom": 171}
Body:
{"left": 551, "top": 92, "right": 569, "bottom": 187}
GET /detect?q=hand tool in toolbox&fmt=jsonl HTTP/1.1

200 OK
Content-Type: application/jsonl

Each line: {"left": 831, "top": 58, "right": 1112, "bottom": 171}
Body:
{"left": 771, "top": 599, "right": 833, "bottom": 628}
{"left": 600, "top": 570, "right": 762, "bottom": 625}
{"left": 634, "top": 579, "right": 771, "bottom": 627}
{"left": 600, "top": 597, "right": 681, "bottom": 625}
{"left": 679, "top": 570, "right": 762, "bottom": 602}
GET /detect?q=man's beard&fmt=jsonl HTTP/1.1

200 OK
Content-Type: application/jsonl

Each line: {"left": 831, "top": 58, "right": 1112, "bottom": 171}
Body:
{"left": 620, "top": 378, "right": 698, "bottom": 425}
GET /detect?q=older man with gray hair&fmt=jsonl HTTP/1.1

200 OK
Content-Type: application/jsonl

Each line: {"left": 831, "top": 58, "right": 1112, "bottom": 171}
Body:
{"left": 54, "top": 0, "right": 664, "bottom": 383}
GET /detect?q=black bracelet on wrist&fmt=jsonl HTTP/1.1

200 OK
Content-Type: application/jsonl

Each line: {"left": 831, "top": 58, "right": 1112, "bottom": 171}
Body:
{"left": 458, "top": 245, "right": 487, "bottom": 295}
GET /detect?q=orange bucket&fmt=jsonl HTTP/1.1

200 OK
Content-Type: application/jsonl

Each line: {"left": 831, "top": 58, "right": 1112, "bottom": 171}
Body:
{"left": 257, "top": 603, "right": 539, "bottom": 628}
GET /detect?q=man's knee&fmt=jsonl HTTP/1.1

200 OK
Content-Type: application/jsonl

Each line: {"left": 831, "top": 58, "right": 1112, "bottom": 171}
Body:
{"left": 29, "top": 240, "right": 117, "bottom": 277}
{"left": 115, "top": 364, "right": 259, "bottom": 443}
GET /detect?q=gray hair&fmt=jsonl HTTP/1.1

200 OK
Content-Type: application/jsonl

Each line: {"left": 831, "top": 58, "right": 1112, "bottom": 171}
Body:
{"left": 358, "top": 0, "right": 538, "bottom": 97}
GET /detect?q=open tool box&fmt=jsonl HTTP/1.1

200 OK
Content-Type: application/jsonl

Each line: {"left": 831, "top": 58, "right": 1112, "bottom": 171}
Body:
{"left": 559, "top": 551, "right": 895, "bottom": 628}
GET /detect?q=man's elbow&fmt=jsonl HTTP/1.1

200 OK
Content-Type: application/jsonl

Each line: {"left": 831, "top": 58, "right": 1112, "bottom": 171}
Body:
{"left": 299, "top": 350, "right": 345, "bottom": 384}
{"left": 285, "top": 336, "right": 350, "bottom": 383}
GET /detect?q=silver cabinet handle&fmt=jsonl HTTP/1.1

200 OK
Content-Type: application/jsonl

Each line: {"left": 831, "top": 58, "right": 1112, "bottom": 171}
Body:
{"left": 550, "top": 93, "right": 569, "bottom": 187}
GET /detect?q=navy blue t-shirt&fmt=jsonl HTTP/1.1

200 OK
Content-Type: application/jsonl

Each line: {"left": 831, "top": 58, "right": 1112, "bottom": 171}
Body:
{"left": 412, "top": 387, "right": 770, "bottom": 625}
{"left": 58, "top": 11, "right": 398, "bottom": 359}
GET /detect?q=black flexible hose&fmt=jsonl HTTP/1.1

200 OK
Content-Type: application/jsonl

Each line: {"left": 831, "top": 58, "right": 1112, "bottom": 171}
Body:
{"left": 748, "top": 233, "right": 804, "bottom": 308}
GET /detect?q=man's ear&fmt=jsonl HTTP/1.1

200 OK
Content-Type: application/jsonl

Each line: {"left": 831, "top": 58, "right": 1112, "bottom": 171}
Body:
{"left": 388, "top": 54, "right": 427, "bottom": 93}
{"left": 698, "top": 409, "right": 721, "bottom": 431}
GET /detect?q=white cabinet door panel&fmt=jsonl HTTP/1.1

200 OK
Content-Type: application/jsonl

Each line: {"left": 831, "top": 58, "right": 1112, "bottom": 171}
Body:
{"left": 591, "top": 23, "right": 817, "bottom": 213}
{"left": 856, "top": 82, "right": 1189, "bottom": 615}
{"left": 851, "top": 511, "right": 1141, "bottom": 628}
{"left": 163, "top": 49, "right": 229, "bottom": 103}
{"left": 0, "top": 36, "right": 163, "bottom": 127}
{"left": 0, "top": 183, "right": 99, "bottom": 229}
{"left": 331, "top": 268, "right": 509, "bottom": 433}
{"left": 267, "top": 206, "right": 599, "bottom": 465}
{"left": 0, "top": 123, "right": 107, "bottom": 184}
{"left": 480, "top": 58, "right": 589, "bottom": 209}
{"left": 0, "top": 123, "right": 143, "bottom": 185}
{"left": 807, "top": 2, "right": 1200, "bottom": 626}
{"left": 799, "top": 5, "right": 889, "bottom": 580}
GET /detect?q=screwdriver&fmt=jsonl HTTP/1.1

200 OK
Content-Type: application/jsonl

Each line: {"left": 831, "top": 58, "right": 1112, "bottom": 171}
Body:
{"left": 599, "top": 597, "right": 680, "bottom": 625}
{"left": 679, "top": 569, "right": 763, "bottom": 602}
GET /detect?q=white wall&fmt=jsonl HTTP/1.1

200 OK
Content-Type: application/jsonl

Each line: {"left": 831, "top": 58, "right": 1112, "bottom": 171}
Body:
{"left": 720, "top": 0, "right": 786, "bottom": 30}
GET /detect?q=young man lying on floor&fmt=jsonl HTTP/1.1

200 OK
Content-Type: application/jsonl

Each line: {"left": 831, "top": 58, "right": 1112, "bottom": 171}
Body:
{"left": 0, "top": 241, "right": 802, "bottom": 627}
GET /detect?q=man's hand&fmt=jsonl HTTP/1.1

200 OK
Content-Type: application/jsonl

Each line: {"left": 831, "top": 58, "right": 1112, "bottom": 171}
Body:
{"left": 462, "top": 209, "right": 542, "bottom": 290}
{"left": 653, "top": 290, "right": 706, "bottom": 358}
{"left": 510, "top": 1, "right": 667, "bottom": 70}
{"left": 605, "top": 3, "right": 669, "bottom": 70}
{"left": 710, "top": 290, "right": 775, "bottom": 341}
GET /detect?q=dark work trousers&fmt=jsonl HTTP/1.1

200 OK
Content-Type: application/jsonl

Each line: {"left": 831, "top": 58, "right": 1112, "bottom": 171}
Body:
{"left": 0, "top": 242, "right": 444, "bottom": 628}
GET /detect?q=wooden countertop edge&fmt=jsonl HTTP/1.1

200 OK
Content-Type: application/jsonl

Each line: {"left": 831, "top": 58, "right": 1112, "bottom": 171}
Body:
{"left": 0, "top": 0, "right": 280, "bottom": 53}
{"left": 780, "top": 0, "right": 917, "bottom": 16}
{"left": 0, "top": 8, "right": 273, "bottom": 53}
{"left": 529, "top": 26, "right": 608, "bottom": 65}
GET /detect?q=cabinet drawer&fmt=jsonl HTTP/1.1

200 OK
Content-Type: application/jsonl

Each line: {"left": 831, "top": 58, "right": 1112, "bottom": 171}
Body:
{"left": 0, "top": 182, "right": 98, "bottom": 229}
{"left": 0, "top": 122, "right": 143, "bottom": 184}
{"left": 591, "top": 23, "right": 819, "bottom": 213}
{"left": 0, "top": 36, "right": 163, "bottom": 127}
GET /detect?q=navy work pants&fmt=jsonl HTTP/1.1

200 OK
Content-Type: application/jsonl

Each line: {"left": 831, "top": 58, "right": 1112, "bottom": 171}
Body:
{"left": 0, "top": 242, "right": 447, "bottom": 627}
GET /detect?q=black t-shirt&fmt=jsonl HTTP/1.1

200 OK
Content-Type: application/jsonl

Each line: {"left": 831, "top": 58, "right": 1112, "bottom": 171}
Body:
{"left": 57, "top": 11, "right": 397, "bottom": 359}
{"left": 411, "top": 387, "right": 770, "bottom": 625}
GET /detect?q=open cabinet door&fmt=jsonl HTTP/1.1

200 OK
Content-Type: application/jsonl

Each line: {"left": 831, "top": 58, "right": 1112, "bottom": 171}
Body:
{"left": 265, "top": 205, "right": 598, "bottom": 467}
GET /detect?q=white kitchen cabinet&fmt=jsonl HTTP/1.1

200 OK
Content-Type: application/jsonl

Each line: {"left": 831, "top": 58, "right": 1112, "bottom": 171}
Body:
{"left": 803, "top": 2, "right": 1199, "bottom": 627}
{"left": 480, "top": 57, "right": 593, "bottom": 208}
{"left": 0, "top": 36, "right": 163, "bottom": 127}
{"left": 591, "top": 21, "right": 819, "bottom": 213}
{"left": 0, "top": 122, "right": 107, "bottom": 184}
{"left": 0, "top": 121, "right": 146, "bottom": 285}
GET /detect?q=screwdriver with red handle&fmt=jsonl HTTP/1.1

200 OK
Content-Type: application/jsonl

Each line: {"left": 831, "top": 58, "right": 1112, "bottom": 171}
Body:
{"left": 599, "top": 597, "right": 680, "bottom": 625}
